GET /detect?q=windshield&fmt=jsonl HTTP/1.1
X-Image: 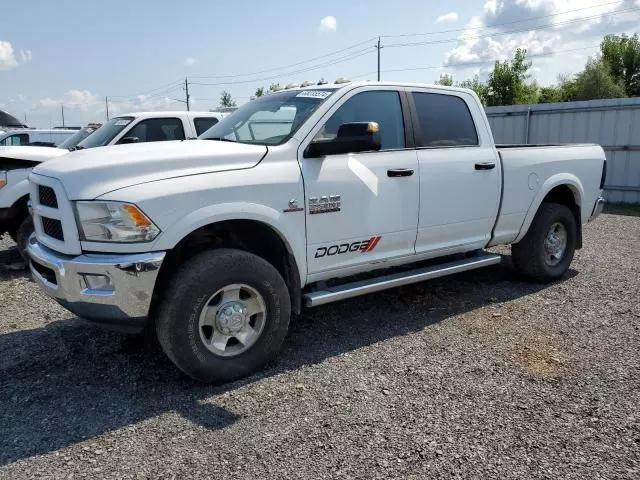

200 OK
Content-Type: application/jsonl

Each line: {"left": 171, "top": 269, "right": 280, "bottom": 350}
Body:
{"left": 56, "top": 127, "right": 98, "bottom": 150}
{"left": 76, "top": 117, "right": 134, "bottom": 149}
{"left": 199, "top": 89, "right": 337, "bottom": 145}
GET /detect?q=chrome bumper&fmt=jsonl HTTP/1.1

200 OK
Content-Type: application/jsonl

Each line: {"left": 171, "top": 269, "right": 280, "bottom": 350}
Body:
{"left": 27, "top": 235, "right": 166, "bottom": 332}
{"left": 589, "top": 196, "right": 605, "bottom": 221}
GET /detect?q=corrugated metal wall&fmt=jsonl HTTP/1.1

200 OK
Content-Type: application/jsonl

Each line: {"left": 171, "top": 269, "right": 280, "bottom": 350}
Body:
{"left": 486, "top": 98, "right": 640, "bottom": 204}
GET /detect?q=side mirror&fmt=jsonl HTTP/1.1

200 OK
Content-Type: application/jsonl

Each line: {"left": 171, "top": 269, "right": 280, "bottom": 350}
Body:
{"left": 305, "top": 122, "right": 382, "bottom": 158}
{"left": 119, "top": 136, "right": 140, "bottom": 144}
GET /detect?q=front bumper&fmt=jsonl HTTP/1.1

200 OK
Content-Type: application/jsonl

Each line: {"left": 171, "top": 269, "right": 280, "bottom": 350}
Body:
{"left": 27, "top": 235, "right": 166, "bottom": 332}
{"left": 589, "top": 196, "right": 605, "bottom": 221}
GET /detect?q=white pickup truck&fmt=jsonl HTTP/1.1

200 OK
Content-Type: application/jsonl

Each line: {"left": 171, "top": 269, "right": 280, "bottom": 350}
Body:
{"left": 1, "top": 111, "right": 226, "bottom": 259}
{"left": 26, "top": 82, "right": 606, "bottom": 383}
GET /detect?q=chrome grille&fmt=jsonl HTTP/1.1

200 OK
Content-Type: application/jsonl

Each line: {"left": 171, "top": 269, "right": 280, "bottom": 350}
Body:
{"left": 42, "top": 217, "right": 64, "bottom": 241}
{"left": 38, "top": 185, "right": 58, "bottom": 208}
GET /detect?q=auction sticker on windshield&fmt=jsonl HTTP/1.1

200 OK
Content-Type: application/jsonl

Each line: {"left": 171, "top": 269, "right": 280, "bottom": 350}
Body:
{"left": 115, "top": 119, "right": 132, "bottom": 126}
{"left": 296, "top": 91, "right": 333, "bottom": 99}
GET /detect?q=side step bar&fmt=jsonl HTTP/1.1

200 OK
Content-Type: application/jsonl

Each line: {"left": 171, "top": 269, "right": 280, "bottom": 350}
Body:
{"left": 304, "top": 253, "right": 502, "bottom": 307}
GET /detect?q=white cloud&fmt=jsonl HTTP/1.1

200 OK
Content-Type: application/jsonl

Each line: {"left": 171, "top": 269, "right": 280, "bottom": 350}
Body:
{"left": 0, "top": 41, "right": 18, "bottom": 70}
{"left": 20, "top": 49, "right": 32, "bottom": 62}
{"left": 184, "top": 57, "right": 196, "bottom": 66}
{"left": 37, "top": 89, "right": 99, "bottom": 110}
{"left": 444, "top": 0, "right": 640, "bottom": 68}
{"left": 319, "top": 16, "right": 337, "bottom": 32}
{"left": 436, "top": 12, "right": 458, "bottom": 23}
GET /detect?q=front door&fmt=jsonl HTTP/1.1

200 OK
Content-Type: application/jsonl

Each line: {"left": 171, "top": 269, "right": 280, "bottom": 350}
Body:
{"left": 410, "top": 89, "right": 501, "bottom": 256}
{"left": 299, "top": 88, "right": 419, "bottom": 276}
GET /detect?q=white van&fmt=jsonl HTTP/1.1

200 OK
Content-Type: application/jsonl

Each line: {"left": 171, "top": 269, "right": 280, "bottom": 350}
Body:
{"left": 0, "top": 129, "right": 78, "bottom": 147}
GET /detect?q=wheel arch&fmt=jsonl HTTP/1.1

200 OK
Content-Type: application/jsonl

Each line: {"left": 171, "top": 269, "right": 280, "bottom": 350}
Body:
{"left": 514, "top": 174, "right": 584, "bottom": 247}
{"left": 151, "top": 206, "right": 305, "bottom": 317}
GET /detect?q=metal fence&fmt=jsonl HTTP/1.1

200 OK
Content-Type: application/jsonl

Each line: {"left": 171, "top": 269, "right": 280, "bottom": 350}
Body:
{"left": 486, "top": 98, "right": 640, "bottom": 204}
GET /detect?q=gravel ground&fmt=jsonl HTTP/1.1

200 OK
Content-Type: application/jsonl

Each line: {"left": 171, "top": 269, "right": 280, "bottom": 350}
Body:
{"left": 1, "top": 213, "right": 639, "bottom": 479}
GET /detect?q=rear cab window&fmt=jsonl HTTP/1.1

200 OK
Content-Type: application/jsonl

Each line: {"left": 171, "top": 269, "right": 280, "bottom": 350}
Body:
{"left": 194, "top": 117, "right": 219, "bottom": 136}
{"left": 411, "top": 92, "right": 478, "bottom": 147}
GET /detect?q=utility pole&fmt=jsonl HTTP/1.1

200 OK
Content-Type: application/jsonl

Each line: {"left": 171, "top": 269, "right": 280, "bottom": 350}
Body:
{"left": 61, "top": 104, "right": 65, "bottom": 127}
{"left": 377, "top": 37, "right": 381, "bottom": 81}
{"left": 24, "top": 112, "right": 27, "bottom": 124}
{"left": 185, "top": 77, "right": 190, "bottom": 111}
{"left": 105, "top": 96, "right": 109, "bottom": 120}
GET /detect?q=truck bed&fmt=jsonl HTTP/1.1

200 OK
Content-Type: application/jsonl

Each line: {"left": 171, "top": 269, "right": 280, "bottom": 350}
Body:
{"left": 490, "top": 143, "right": 605, "bottom": 246}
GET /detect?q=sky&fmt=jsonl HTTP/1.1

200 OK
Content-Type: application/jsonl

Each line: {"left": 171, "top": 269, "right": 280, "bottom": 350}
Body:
{"left": 1, "top": 0, "right": 639, "bottom": 127}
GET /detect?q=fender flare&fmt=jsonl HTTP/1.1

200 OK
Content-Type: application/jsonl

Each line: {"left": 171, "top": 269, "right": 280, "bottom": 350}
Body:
{"left": 151, "top": 201, "right": 307, "bottom": 284}
{"left": 1, "top": 178, "right": 30, "bottom": 209}
{"left": 513, "top": 173, "right": 584, "bottom": 244}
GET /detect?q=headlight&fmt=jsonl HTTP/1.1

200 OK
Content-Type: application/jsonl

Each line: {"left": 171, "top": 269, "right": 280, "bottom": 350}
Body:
{"left": 0, "top": 171, "right": 6, "bottom": 189}
{"left": 74, "top": 201, "right": 160, "bottom": 243}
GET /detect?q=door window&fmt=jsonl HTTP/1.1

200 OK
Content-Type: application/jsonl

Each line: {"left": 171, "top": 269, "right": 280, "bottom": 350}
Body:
{"left": 119, "top": 118, "right": 185, "bottom": 143}
{"left": 194, "top": 117, "right": 219, "bottom": 136}
{"left": 411, "top": 92, "right": 478, "bottom": 147}
{"left": 314, "top": 90, "right": 405, "bottom": 151}
{"left": 0, "top": 133, "right": 29, "bottom": 146}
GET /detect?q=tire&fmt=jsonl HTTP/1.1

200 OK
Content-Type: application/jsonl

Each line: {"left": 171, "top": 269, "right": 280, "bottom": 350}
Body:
{"left": 511, "top": 203, "right": 577, "bottom": 282}
{"left": 15, "top": 216, "right": 34, "bottom": 263}
{"left": 7, "top": 227, "right": 19, "bottom": 244}
{"left": 156, "top": 248, "right": 291, "bottom": 383}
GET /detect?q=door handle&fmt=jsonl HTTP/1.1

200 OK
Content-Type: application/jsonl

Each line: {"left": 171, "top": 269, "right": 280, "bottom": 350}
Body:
{"left": 475, "top": 162, "right": 496, "bottom": 170}
{"left": 387, "top": 168, "right": 414, "bottom": 177}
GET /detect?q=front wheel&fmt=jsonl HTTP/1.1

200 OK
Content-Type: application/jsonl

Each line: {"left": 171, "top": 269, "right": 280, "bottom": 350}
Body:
{"left": 156, "top": 248, "right": 291, "bottom": 383}
{"left": 511, "top": 203, "right": 577, "bottom": 282}
{"left": 15, "top": 216, "right": 34, "bottom": 263}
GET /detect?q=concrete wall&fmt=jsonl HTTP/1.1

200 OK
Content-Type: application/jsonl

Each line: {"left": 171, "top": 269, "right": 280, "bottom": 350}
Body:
{"left": 486, "top": 98, "right": 640, "bottom": 204}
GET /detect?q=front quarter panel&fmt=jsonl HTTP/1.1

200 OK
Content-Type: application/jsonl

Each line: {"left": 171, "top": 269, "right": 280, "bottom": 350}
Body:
{"left": 96, "top": 145, "right": 307, "bottom": 284}
{"left": 0, "top": 169, "right": 30, "bottom": 209}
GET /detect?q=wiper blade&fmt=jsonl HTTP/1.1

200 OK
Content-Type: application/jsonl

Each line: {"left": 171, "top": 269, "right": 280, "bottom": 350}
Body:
{"left": 206, "top": 137, "right": 237, "bottom": 143}
{"left": 69, "top": 145, "right": 85, "bottom": 151}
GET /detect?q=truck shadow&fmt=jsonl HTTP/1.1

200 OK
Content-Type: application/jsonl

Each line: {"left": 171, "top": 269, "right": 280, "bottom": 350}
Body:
{"left": 0, "top": 257, "right": 577, "bottom": 465}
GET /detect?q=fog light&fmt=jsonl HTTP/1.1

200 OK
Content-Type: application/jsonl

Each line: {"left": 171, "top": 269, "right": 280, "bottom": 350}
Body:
{"left": 83, "top": 274, "right": 113, "bottom": 291}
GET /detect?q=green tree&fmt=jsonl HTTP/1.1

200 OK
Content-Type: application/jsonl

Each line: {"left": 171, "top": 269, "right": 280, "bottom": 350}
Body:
{"left": 220, "top": 91, "right": 237, "bottom": 107}
{"left": 570, "top": 57, "right": 626, "bottom": 101}
{"left": 268, "top": 83, "right": 281, "bottom": 92}
{"left": 486, "top": 48, "right": 538, "bottom": 106}
{"left": 254, "top": 87, "right": 265, "bottom": 97}
{"left": 435, "top": 74, "right": 454, "bottom": 86}
{"left": 457, "top": 75, "right": 489, "bottom": 105}
{"left": 537, "top": 86, "right": 563, "bottom": 104}
{"left": 600, "top": 34, "right": 640, "bottom": 96}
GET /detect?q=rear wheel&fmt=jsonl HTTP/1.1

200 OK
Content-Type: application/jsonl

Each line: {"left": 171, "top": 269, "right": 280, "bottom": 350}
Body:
{"left": 511, "top": 203, "right": 577, "bottom": 282}
{"left": 156, "top": 248, "right": 291, "bottom": 383}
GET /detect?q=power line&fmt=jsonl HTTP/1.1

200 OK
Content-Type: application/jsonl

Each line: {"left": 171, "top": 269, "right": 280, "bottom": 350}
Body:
{"left": 189, "top": 37, "right": 377, "bottom": 79}
{"left": 108, "top": 79, "right": 184, "bottom": 99}
{"left": 189, "top": 48, "right": 374, "bottom": 86}
{"left": 351, "top": 44, "right": 601, "bottom": 79}
{"left": 381, "top": 1, "right": 626, "bottom": 39}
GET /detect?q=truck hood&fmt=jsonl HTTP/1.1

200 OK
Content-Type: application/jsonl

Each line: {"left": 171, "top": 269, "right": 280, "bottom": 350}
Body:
{"left": 33, "top": 139, "right": 268, "bottom": 199}
{"left": 0, "top": 145, "right": 68, "bottom": 163}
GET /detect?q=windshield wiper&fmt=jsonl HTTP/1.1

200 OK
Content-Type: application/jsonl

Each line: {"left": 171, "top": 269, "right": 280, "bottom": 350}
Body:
{"left": 206, "top": 137, "right": 237, "bottom": 143}
{"left": 69, "top": 145, "right": 85, "bottom": 151}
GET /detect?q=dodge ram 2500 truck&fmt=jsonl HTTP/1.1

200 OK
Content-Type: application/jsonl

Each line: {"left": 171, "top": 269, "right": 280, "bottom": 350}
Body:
{"left": 1, "top": 111, "right": 226, "bottom": 259}
{"left": 26, "top": 82, "right": 606, "bottom": 383}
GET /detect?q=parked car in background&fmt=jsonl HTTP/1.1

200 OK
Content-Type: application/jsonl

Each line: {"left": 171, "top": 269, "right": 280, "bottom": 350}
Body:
{"left": 0, "top": 128, "right": 77, "bottom": 147}
{"left": 26, "top": 81, "right": 606, "bottom": 383}
{"left": 1, "top": 111, "right": 227, "bottom": 259}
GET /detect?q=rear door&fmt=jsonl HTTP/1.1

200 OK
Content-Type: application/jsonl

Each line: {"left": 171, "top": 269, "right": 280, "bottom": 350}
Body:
{"left": 410, "top": 89, "right": 501, "bottom": 256}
